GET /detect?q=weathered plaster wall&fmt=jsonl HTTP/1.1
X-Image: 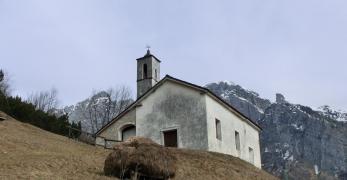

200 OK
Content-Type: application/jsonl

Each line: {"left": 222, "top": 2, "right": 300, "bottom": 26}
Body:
{"left": 137, "top": 57, "right": 160, "bottom": 81}
{"left": 205, "top": 95, "right": 262, "bottom": 168}
{"left": 96, "top": 78, "right": 261, "bottom": 168}
{"left": 137, "top": 80, "right": 154, "bottom": 98}
{"left": 95, "top": 109, "right": 136, "bottom": 146}
{"left": 136, "top": 81, "right": 208, "bottom": 150}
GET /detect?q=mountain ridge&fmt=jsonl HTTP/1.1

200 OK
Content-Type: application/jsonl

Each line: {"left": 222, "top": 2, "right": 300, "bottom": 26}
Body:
{"left": 206, "top": 81, "right": 347, "bottom": 180}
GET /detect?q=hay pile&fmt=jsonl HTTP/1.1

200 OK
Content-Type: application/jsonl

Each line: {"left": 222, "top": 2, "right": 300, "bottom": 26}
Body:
{"left": 104, "top": 137, "right": 176, "bottom": 179}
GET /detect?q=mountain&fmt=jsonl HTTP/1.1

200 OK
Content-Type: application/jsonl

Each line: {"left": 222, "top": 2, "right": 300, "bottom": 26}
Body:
{"left": 57, "top": 91, "right": 133, "bottom": 133}
{"left": 206, "top": 82, "right": 347, "bottom": 180}
{"left": 317, "top": 105, "right": 347, "bottom": 122}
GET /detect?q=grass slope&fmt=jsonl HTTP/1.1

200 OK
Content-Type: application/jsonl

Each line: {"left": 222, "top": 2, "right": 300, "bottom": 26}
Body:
{"left": 0, "top": 111, "right": 112, "bottom": 180}
{"left": 0, "top": 111, "right": 277, "bottom": 180}
{"left": 170, "top": 148, "right": 277, "bottom": 180}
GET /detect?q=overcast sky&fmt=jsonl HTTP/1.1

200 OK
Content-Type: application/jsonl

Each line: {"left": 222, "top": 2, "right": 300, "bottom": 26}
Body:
{"left": 1, "top": 0, "right": 346, "bottom": 110}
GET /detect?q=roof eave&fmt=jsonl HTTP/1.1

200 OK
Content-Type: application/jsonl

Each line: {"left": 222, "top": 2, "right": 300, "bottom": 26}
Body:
{"left": 95, "top": 76, "right": 170, "bottom": 136}
{"left": 136, "top": 55, "right": 161, "bottom": 62}
{"left": 96, "top": 75, "right": 262, "bottom": 136}
{"left": 165, "top": 76, "right": 262, "bottom": 131}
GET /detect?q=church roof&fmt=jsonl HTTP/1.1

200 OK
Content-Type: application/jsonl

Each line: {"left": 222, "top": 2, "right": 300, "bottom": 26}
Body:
{"left": 95, "top": 75, "right": 262, "bottom": 136}
{"left": 136, "top": 50, "right": 161, "bottom": 62}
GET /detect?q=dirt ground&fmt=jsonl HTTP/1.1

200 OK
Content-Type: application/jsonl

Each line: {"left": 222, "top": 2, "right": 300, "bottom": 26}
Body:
{"left": 0, "top": 112, "right": 277, "bottom": 180}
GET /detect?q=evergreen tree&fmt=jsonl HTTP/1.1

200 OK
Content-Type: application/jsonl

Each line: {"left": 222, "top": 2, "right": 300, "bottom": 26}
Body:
{"left": 0, "top": 92, "right": 81, "bottom": 136}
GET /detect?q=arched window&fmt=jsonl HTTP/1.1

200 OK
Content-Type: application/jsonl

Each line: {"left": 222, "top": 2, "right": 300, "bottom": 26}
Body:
{"left": 121, "top": 125, "right": 136, "bottom": 141}
{"left": 143, "top": 64, "right": 148, "bottom": 78}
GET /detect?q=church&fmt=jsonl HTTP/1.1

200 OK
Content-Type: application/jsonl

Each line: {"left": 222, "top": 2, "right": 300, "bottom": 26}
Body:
{"left": 95, "top": 50, "right": 262, "bottom": 168}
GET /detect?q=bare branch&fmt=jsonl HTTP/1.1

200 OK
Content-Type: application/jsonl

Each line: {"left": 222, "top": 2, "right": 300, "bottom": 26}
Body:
{"left": 81, "top": 85, "right": 133, "bottom": 133}
{"left": 27, "top": 88, "right": 59, "bottom": 114}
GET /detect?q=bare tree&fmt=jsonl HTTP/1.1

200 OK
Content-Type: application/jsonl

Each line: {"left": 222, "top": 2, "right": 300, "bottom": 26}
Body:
{"left": 81, "top": 86, "right": 132, "bottom": 134}
{"left": 0, "top": 70, "right": 3, "bottom": 82}
{"left": 104, "top": 86, "right": 132, "bottom": 126}
{"left": 0, "top": 70, "right": 11, "bottom": 96}
{"left": 27, "top": 88, "right": 59, "bottom": 114}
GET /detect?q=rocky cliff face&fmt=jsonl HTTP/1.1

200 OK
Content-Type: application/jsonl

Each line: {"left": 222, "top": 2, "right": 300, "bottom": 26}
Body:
{"left": 206, "top": 82, "right": 347, "bottom": 180}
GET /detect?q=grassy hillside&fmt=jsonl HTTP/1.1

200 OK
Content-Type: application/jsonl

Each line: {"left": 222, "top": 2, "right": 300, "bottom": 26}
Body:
{"left": 0, "top": 111, "right": 277, "bottom": 180}
{"left": 170, "top": 148, "right": 277, "bottom": 180}
{"left": 0, "top": 111, "right": 112, "bottom": 180}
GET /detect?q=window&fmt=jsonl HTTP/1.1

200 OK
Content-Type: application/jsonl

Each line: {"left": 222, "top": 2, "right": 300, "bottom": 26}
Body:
{"left": 235, "top": 131, "right": 240, "bottom": 155}
{"left": 143, "top": 64, "right": 148, "bottom": 78}
{"left": 155, "top": 69, "right": 158, "bottom": 80}
{"left": 215, "top": 119, "right": 222, "bottom": 140}
{"left": 249, "top": 147, "right": 254, "bottom": 164}
{"left": 163, "top": 129, "right": 178, "bottom": 147}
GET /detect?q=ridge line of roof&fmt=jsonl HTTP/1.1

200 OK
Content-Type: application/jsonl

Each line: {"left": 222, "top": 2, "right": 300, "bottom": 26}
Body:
{"left": 165, "top": 75, "right": 262, "bottom": 130}
{"left": 95, "top": 75, "right": 262, "bottom": 135}
{"left": 95, "top": 76, "right": 170, "bottom": 135}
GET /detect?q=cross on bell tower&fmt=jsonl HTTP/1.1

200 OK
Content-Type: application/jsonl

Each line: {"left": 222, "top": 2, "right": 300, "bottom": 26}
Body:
{"left": 136, "top": 47, "right": 161, "bottom": 98}
{"left": 146, "top": 45, "right": 151, "bottom": 52}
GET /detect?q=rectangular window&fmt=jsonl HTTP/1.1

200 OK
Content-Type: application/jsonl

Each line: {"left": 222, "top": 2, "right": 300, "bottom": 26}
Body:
{"left": 163, "top": 129, "right": 178, "bottom": 147}
{"left": 235, "top": 131, "right": 240, "bottom": 155}
{"left": 249, "top": 147, "right": 254, "bottom": 164}
{"left": 215, "top": 119, "right": 222, "bottom": 140}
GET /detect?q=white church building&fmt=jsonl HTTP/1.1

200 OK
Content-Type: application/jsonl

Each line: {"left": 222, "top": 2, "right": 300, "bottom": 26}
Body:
{"left": 95, "top": 50, "right": 262, "bottom": 168}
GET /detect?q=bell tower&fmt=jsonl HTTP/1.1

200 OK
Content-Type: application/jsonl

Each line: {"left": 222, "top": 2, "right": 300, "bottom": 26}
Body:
{"left": 136, "top": 49, "right": 161, "bottom": 98}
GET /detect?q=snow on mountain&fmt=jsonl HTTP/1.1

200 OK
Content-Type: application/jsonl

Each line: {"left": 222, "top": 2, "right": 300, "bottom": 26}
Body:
{"left": 317, "top": 105, "right": 347, "bottom": 122}
{"left": 58, "top": 91, "right": 133, "bottom": 133}
{"left": 206, "top": 81, "right": 347, "bottom": 179}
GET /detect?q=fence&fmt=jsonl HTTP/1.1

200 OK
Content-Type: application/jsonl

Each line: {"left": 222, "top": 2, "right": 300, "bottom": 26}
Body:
{"left": 95, "top": 136, "right": 122, "bottom": 149}
{"left": 67, "top": 126, "right": 96, "bottom": 145}
{"left": 104, "top": 138, "right": 122, "bottom": 149}
{"left": 67, "top": 126, "right": 124, "bottom": 149}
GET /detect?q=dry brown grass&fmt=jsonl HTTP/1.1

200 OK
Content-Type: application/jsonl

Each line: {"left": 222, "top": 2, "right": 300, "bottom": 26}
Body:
{"left": 104, "top": 137, "right": 277, "bottom": 180}
{"left": 0, "top": 111, "right": 277, "bottom": 180}
{"left": 0, "top": 112, "right": 114, "bottom": 180}
{"left": 171, "top": 148, "right": 277, "bottom": 180}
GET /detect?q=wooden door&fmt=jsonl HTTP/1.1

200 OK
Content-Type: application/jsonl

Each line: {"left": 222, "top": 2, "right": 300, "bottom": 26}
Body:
{"left": 163, "top": 130, "right": 177, "bottom": 147}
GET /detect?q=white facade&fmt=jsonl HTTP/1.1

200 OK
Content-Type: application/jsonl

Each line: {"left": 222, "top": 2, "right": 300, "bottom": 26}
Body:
{"left": 205, "top": 94, "right": 262, "bottom": 167}
{"left": 136, "top": 80, "right": 208, "bottom": 150}
{"left": 96, "top": 78, "right": 262, "bottom": 168}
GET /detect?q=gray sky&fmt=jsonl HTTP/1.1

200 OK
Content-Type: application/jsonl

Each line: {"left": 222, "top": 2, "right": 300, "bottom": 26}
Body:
{"left": 1, "top": 0, "right": 346, "bottom": 110}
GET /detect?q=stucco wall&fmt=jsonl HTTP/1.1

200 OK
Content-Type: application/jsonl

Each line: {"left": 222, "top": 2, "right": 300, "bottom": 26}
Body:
{"left": 96, "top": 78, "right": 261, "bottom": 168}
{"left": 205, "top": 95, "right": 262, "bottom": 168}
{"left": 95, "top": 109, "right": 136, "bottom": 146}
{"left": 136, "top": 81, "right": 209, "bottom": 150}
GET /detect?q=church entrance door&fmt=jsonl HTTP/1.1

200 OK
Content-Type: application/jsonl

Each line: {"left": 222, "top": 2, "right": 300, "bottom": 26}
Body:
{"left": 122, "top": 125, "right": 136, "bottom": 141}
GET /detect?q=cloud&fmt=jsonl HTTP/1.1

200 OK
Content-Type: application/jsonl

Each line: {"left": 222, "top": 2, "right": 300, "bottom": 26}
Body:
{"left": 1, "top": 0, "right": 346, "bottom": 109}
